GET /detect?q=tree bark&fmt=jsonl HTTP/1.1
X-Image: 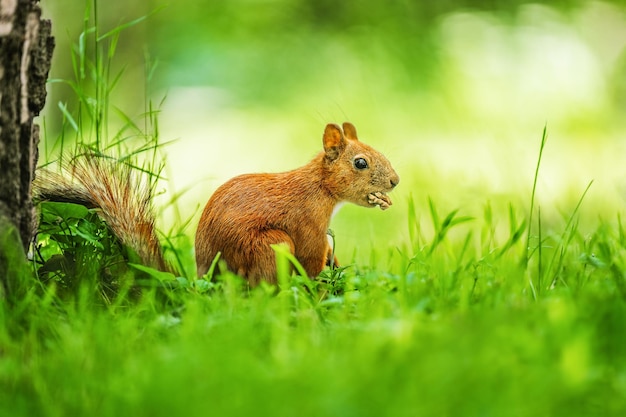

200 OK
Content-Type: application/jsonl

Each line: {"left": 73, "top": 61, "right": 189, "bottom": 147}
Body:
{"left": 0, "top": 0, "right": 54, "bottom": 299}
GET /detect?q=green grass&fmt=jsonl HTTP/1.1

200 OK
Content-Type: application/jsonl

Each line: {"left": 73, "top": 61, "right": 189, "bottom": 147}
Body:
{"left": 3, "top": 217, "right": 626, "bottom": 416}
{"left": 11, "top": 151, "right": 626, "bottom": 416}
{"left": 3, "top": 2, "right": 626, "bottom": 416}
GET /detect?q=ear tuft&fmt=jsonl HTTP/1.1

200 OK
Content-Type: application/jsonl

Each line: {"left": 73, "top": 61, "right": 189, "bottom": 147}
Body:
{"left": 323, "top": 123, "right": 346, "bottom": 161}
{"left": 342, "top": 122, "right": 358, "bottom": 141}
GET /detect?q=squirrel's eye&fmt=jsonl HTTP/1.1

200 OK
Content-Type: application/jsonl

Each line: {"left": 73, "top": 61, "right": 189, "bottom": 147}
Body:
{"left": 354, "top": 158, "right": 368, "bottom": 170}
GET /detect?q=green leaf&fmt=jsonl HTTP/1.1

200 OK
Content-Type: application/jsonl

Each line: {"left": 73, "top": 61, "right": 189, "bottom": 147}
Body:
{"left": 192, "top": 279, "right": 214, "bottom": 293}
{"left": 70, "top": 220, "right": 104, "bottom": 249}
{"left": 129, "top": 263, "right": 176, "bottom": 282}
{"left": 41, "top": 202, "right": 90, "bottom": 221}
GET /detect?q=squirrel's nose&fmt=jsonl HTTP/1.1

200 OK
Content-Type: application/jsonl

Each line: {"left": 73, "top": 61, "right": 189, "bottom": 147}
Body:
{"left": 390, "top": 174, "right": 400, "bottom": 189}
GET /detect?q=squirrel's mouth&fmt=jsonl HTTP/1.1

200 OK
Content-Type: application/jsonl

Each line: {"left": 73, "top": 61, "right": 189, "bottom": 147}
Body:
{"left": 367, "top": 191, "right": 392, "bottom": 210}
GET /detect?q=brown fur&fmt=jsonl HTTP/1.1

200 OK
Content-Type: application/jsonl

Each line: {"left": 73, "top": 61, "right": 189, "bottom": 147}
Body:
{"left": 195, "top": 122, "right": 399, "bottom": 284}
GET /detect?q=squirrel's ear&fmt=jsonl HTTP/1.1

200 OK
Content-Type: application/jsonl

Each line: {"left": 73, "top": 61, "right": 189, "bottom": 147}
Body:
{"left": 323, "top": 123, "right": 346, "bottom": 161}
{"left": 342, "top": 122, "right": 358, "bottom": 141}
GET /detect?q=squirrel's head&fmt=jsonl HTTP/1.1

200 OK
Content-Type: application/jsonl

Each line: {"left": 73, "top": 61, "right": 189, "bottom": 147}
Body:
{"left": 322, "top": 122, "right": 399, "bottom": 210}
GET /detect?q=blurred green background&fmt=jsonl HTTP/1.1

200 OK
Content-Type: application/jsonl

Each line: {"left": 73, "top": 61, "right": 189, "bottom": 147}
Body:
{"left": 40, "top": 0, "right": 626, "bottom": 264}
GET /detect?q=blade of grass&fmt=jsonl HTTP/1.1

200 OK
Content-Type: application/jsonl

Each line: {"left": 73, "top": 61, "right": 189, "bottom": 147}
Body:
{"left": 547, "top": 180, "right": 594, "bottom": 289}
{"left": 524, "top": 124, "right": 548, "bottom": 268}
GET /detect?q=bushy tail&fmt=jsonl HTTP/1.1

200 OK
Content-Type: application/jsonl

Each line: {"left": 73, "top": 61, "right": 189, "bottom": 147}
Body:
{"left": 33, "top": 155, "right": 168, "bottom": 272}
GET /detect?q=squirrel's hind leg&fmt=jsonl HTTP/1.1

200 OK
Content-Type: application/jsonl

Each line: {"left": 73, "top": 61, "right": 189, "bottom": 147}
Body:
{"left": 245, "top": 229, "right": 295, "bottom": 286}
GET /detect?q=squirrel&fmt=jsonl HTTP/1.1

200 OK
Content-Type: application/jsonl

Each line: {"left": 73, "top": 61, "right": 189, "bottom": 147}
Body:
{"left": 195, "top": 122, "right": 399, "bottom": 285}
{"left": 34, "top": 122, "right": 399, "bottom": 285}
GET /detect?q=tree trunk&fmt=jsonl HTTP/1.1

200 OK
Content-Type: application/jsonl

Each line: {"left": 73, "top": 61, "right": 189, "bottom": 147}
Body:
{"left": 0, "top": 0, "right": 54, "bottom": 299}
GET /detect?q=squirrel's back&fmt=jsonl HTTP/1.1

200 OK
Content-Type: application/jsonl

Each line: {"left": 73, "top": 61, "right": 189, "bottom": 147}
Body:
{"left": 195, "top": 157, "right": 339, "bottom": 283}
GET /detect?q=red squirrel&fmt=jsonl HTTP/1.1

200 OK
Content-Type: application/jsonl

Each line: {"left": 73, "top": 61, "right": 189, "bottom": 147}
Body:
{"left": 34, "top": 122, "right": 399, "bottom": 284}
{"left": 196, "top": 122, "right": 399, "bottom": 284}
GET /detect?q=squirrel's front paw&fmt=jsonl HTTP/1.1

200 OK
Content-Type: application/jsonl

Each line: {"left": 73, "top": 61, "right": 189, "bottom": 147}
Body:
{"left": 368, "top": 192, "right": 392, "bottom": 210}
